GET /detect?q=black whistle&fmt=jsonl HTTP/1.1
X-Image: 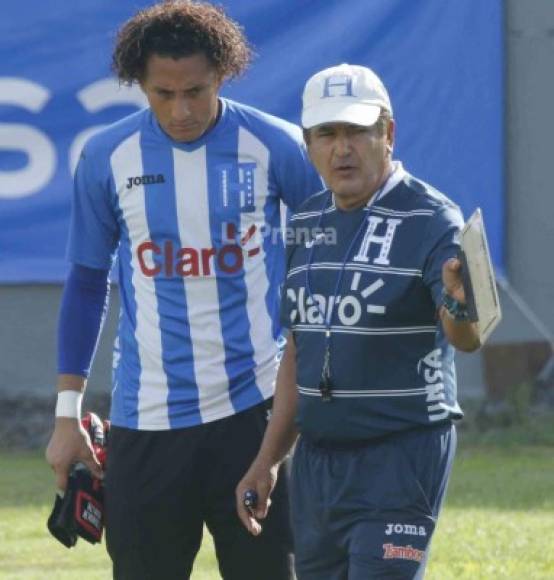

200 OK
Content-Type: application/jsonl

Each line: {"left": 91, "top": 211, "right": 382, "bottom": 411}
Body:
{"left": 243, "top": 489, "right": 258, "bottom": 511}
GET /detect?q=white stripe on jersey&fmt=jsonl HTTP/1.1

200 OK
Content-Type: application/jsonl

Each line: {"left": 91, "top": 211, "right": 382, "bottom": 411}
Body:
{"left": 238, "top": 128, "right": 278, "bottom": 399}
{"left": 372, "top": 207, "right": 435, "bottom": 218}
{"left": 111, "top": 132, "right": 169, "bottom": 429}
{"left": 290, "top": 206, "right": 336, "bottom": 221}
{"left": 293, "top": 324, "right": 436, "bottom": 335}
{"left": 287, "top": 262, "right": 422, "bottom": 278}
{"left": 173, "top": 147, "right": 234, "bottom": 423}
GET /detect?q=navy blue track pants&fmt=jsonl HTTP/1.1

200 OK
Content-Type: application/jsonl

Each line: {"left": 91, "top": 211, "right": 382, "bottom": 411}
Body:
{"left": 290, "top": 423, "right": 456, "bottom": 580}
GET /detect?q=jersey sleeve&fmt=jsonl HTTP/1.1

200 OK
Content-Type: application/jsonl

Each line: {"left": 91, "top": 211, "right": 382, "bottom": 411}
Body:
{"left": 57, "top": 264, "right": 110, "bottom": 377}
{"left": 422, "top": 204, "right": 465, "bottom": 308}
{"left": 273, "top": 130, "right": 322, "bottom": 211}
{"left": 67, "top": 144, "right": 119, "bottom": 269}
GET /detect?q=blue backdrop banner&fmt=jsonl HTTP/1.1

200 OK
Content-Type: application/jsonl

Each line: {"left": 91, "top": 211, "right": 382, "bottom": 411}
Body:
{"left": 0, "top": 0, "right": 503, "bottom": 282}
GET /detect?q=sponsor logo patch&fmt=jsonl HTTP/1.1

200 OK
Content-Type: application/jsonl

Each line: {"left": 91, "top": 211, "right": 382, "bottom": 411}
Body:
{"left": 126, "top": 174, "right": 165, "bottom": 188}
{"left": 385, "top": 523, "right": 427, "bottom": 537}
{"left": 417, "top": 348, "right": 449, "bottom": 422}
{"left": 137, "top": 223, "right": 259, "bottom": 277}
{"left": 382, "top": 543, "right": 425, "bottom": 563}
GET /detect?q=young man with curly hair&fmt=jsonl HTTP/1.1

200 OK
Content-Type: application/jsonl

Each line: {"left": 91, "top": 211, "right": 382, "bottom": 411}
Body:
{"left": 45, "top": 2, "right": 321, "bottom": 578}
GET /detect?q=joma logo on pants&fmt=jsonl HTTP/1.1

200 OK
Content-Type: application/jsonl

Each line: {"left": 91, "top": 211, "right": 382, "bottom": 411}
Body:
{"left": 385, "top": 523, "right": 427, "bottom": 537}
{"left": 126, "top": 174, "right": 165, "bottom": 188}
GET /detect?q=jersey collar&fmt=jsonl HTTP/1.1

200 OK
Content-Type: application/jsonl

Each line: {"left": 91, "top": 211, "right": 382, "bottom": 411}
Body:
{"left": 374, "top": 160, "right": 406, "bottom": 203}
{"left": 149, "top": 98, "right": 229, "bottom": 150}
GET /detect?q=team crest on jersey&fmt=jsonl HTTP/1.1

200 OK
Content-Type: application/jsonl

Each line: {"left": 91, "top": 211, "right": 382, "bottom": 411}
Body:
{"left": 353, "top": 216, "right": 402, "bottom": 265}
{"left": 216, "top": 162, "right": 257, "bottom": 212}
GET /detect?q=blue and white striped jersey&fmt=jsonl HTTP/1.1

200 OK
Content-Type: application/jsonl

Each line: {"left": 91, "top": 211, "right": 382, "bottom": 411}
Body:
{"left": 68, "top": 99, "right": 322, "bottom": 430}
{"left": 281, "top": 162, "right": 464, "bottom": 443}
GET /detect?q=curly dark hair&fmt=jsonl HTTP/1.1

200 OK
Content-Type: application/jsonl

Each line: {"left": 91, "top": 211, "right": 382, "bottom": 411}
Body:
{"left": 113, "top": 0, "right": 252, "bottom": 84}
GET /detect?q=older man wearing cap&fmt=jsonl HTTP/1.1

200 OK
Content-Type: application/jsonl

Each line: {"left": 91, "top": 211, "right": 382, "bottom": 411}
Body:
{"left": 236, "top": 64, "right": 480, "bottom": 579}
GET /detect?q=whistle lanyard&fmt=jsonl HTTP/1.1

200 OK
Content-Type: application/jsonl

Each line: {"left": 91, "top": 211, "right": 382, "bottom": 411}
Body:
{"left": 304, "top": 176, "right": 391, "bottom": 402}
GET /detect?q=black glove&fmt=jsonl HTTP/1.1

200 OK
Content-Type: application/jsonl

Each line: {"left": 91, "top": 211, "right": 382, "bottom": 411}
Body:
{"left": 47, "top": 412, "right": 108, "bottom": 548}
{"left": 48, "top": 465, "right": 104, "bottom": 547}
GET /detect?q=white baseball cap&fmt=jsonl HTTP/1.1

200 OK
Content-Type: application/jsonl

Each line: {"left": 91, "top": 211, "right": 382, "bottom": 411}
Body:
{"left": 301, "top": 63, "right": 392, "bottom": 129}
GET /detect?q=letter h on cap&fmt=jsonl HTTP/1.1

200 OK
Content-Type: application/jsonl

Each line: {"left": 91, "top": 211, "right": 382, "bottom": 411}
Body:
{"left": 322, "top": 75, "right": 354, "bottom": 99}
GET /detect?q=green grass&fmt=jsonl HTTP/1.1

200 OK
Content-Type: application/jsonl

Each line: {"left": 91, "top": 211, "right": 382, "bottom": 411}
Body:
{"left": 0, "top": 453, "right": 217, "bottom": 580}
{"left": 1, "top": 425, "right": 554, "bottom": 579}
{"left": 428, "top": 445, "right": 554, "bottom": 579}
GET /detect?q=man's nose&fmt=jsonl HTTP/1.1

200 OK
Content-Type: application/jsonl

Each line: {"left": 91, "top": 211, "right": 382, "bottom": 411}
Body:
{"left": 334, "top": 134, "right": 352, "bottom": 156}
{"left": 171, "top": 97, "right": 191, "bottom": 122}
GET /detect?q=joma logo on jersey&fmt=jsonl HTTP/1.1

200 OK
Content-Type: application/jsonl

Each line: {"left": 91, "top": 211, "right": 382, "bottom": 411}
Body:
{"left": 126, "top": 174, "right": 165, "bottom": 188}
{"left": 385, "top": 523, "right": 427, "bottom": 537}
{"left": 288, "top": 274, "right": 386, "bottom": 327}
{"left": 137, "top": 224, "right": 259, "bottom": 277}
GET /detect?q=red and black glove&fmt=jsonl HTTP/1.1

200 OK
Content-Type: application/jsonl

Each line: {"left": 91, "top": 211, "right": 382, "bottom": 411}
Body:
{"left": 47, "top": 412, "right": 110, "bottom": 548}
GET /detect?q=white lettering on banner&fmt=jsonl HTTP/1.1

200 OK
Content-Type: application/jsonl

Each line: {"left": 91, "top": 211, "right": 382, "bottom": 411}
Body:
{"left": 0, "top": 76, "right": 146, "bottom": 199}
{"left": 418, "top": 348, "right": 449, "bottom": 421}
{"left": 0, "top": 78, "right": 56, "bottom": 199}
{"left": 353, "top": 216, "right": 402, "bottom": 265}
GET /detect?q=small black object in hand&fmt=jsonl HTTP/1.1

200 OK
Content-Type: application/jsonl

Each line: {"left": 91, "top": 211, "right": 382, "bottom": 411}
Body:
{"left": 243, "top": 489, "right": 258, "bottom": 512}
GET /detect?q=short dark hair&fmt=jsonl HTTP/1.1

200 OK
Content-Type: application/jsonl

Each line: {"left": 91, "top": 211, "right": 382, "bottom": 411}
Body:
{"left": 113, "top": 0, "right": 252, "bottom": 84}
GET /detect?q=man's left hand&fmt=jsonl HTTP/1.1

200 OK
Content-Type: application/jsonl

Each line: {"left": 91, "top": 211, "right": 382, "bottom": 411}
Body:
{"left": 442, "top": 257, "right": 466, "bottom": 303}
{"left": 235, "top": 461, "right": 278, "bottom": 536}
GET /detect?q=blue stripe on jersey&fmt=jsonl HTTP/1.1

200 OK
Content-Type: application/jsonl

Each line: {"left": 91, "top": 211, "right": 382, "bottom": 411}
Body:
{"left": 206, "top": 130, "right": 263, "bottom": 412}
{"left": 141, "top": 135, "right": 202, "bottom": 428}
{"left": 112, "top": 181, "right": 141, "bottom": 429}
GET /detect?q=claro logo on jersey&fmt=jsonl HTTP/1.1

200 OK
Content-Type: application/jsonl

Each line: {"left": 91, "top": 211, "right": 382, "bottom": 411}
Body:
{"left": 137, "top": 224, "right": 259, "bottom": 277}
{"left": 287, "top": 274, "right": 386, "bottom": 326}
